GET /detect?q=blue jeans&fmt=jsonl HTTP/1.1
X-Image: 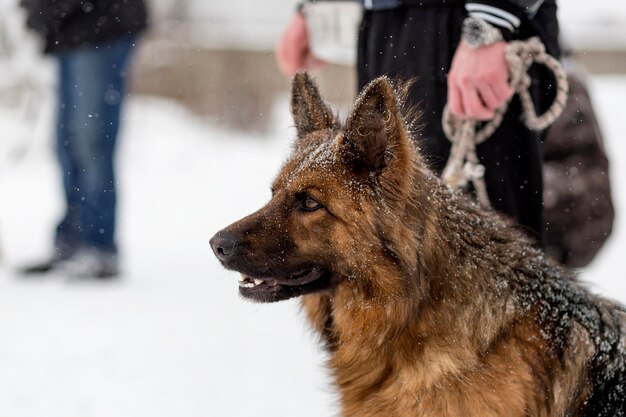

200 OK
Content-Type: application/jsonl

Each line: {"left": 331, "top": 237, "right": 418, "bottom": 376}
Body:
{"left": 54, "top": 35, "right": 137, "bottom": 257}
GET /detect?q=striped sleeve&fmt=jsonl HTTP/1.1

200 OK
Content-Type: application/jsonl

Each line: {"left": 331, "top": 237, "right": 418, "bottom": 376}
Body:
{"left": 465, "top": 0, "right": 546, "bottom": 38}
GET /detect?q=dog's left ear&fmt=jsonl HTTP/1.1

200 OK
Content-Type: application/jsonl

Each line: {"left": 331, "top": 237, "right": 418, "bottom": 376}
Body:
{"left": 291, "top": 72, "right": 337, "bottom": 138}
{"left": 338, "top": 76, "right": 411, "bottom": 175}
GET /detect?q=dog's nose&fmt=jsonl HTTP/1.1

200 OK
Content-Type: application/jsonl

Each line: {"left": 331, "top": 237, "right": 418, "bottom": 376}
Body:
{"left": 210, "top": 231, "right": 240, "bottom": 262}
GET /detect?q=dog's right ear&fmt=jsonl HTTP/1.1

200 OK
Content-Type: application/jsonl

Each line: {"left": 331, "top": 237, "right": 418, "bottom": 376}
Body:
{"left": 291, "top": 72, "right": 337, "bottom": 138}
{"left": 335, "top": 77, "right": 416, "bottom": 204}
{"left": 338, "top": 76, "right": 411, "bottom": 173}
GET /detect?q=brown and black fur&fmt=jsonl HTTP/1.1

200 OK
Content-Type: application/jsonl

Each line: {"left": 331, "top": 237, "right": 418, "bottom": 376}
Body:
{"left": 210, "top": 73, "right": 625, "bottom": 417}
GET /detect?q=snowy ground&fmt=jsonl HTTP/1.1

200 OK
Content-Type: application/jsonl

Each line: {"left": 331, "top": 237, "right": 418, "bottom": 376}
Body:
{"left": 0, "top": 75, "right": 625, "bottom": 416}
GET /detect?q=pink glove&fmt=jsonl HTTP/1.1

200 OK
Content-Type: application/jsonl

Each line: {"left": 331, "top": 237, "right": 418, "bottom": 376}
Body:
{"left": 447, "top": 40, "right": 515, "bottom": 120}
{"left": 275, "top": 12, "right": 327, "bottom": 77}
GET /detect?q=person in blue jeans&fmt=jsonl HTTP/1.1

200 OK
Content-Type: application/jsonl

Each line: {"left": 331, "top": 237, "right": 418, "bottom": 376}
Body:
{"left": 20, "top": 0, "right": 148, "bottom": 278}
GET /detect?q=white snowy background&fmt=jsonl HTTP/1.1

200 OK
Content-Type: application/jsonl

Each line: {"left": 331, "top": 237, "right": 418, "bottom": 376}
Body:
{"left": 0, "top": 1, "right": 625, "bottom": 416}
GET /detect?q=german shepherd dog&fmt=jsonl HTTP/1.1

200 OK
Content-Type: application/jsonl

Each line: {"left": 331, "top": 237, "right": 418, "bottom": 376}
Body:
{"left": 210, "top": 73, "right": 625, "bottom": 417}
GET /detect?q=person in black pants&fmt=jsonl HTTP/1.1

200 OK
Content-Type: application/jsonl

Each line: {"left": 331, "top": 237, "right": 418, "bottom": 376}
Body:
{"left": 276, "top": 0, "right": 560, "bottom": 245}
{"left": 20, "top": 0, "right": 148, "bottom": 278}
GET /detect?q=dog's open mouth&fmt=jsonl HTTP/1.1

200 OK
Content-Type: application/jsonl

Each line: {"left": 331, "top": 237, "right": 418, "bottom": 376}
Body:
{"left": 237, "top": 268, "right": 329, "bottom": 301}
{"left": 238, "top": 268, "right": 324, "bottom": 289}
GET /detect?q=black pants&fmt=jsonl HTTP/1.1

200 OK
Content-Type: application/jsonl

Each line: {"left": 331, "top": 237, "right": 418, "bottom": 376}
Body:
{"left": 357, "top": 2, "right": 560, "bottom": 244}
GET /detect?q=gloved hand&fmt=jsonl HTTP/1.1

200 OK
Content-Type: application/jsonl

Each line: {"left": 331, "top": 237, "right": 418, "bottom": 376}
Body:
{"left": 447, "top": 40, "right": 515, "bottom": 120}
{"left": 275, "top": 12, "right": 327, "bottom": 77}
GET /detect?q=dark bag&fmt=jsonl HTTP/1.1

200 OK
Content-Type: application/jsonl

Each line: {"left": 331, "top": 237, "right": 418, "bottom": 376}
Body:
{"left": 543, "top": 67, "right": 615, "bottom": 268}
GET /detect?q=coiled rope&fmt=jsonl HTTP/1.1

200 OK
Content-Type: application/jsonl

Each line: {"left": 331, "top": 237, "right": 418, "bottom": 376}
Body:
{"left": 441, "top": 36, "right": 569, "bottom": 208}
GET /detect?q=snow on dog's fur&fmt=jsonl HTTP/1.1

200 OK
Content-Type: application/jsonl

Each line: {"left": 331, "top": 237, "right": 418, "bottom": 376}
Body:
{"left": 211, "top": 73, "right": 625, "bottom": 417}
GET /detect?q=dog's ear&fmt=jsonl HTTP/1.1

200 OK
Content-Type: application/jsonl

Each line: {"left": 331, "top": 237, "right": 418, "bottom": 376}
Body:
{"left": 338, "top": 76, "right": 410, "bottom": 174}
{"left": 291, "top": 72, "right": 337, "bottom": 138}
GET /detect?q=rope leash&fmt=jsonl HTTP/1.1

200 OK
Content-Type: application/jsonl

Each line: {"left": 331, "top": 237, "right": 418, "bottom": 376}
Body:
{"left": 441, "top": 36, "right": 569, "bottom": 208}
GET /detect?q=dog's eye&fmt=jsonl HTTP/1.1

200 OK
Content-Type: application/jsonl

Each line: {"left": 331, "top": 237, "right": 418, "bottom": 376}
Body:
{"left": 303, "top": 195, "right": 321, "bottom": 212}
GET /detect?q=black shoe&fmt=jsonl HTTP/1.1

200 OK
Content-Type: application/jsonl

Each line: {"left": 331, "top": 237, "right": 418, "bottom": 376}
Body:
{"left": 19, "top": 259, "right": 62, "bottom": 275}
{"left": 19, "top": 253, "right": 71, "bottom": 275}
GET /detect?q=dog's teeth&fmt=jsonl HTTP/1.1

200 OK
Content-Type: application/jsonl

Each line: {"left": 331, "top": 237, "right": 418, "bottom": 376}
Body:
{"left": 237, "top": 276, "right": 264, "bottom": 288}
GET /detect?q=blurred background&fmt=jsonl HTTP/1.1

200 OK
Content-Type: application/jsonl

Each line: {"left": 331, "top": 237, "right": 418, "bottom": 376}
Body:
{"left": 0, "top": 0, "right": 624, "bottom": 416}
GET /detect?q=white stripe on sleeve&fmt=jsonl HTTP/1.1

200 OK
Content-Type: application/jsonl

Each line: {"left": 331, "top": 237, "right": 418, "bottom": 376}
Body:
{"left": 466, "top": 3, "right": 522, "bottom": 28}
{"left": 468, "top": 11, "right": 516, "bottom": 32}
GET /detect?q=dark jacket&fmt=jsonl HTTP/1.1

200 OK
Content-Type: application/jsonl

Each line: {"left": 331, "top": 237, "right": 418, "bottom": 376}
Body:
{"left": 21, "top": 0, "right": 148, "bottom": 54}
{"left": 359, "top": 0, "right": 560, "bottom": 57}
